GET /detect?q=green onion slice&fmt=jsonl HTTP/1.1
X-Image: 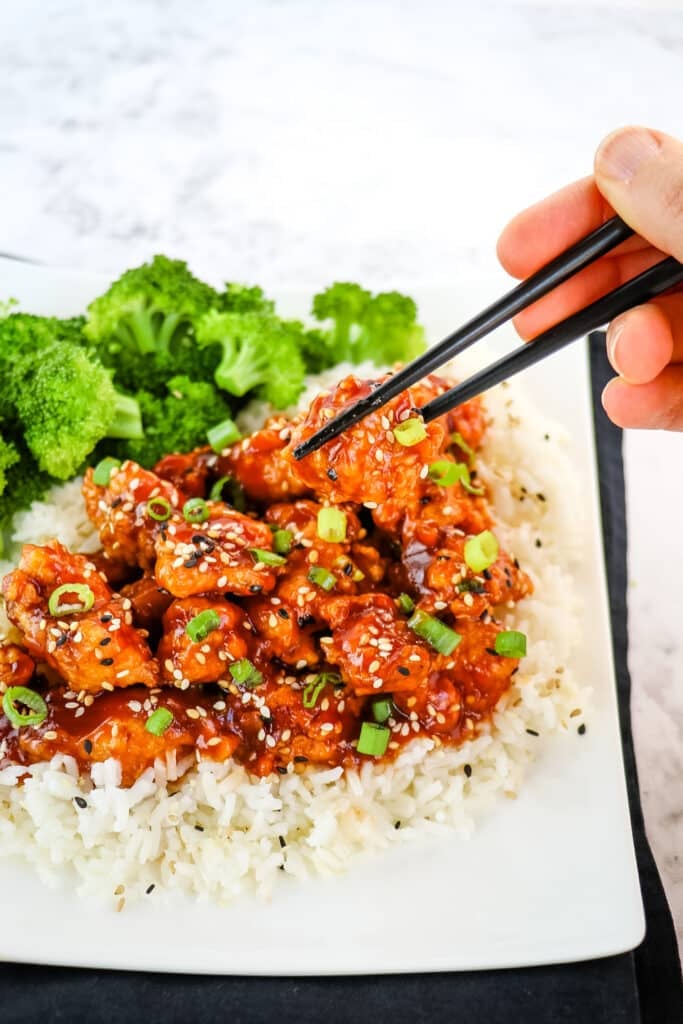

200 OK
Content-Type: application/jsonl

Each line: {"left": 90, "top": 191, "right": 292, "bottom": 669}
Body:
{"left": 146, "top": 496, "right": 172, "bottom": 521}
{"left": 207, "top": 418, "right": 241, "bottom": 453}
{"left": 450, "top": 431, "right": 476, "bottom": 469}
{"left": 371, "top": 698, "right": 393, "bottom": 724}
{"left": 357, "top": 721, "right": 390, "bottom": 756}
{"left": 464, "top": 530, "right": 499, "bottom": 573}
{"left": 272, "top": 529, "right": 293, "bottom": 555}
{"left": 2, "top": 686, "right": 48, "bottom": 728}
{"left": 308, "top": 566, "right": 337, "bottom": 591}
{"left": 48, "top": 583, "right": 95, "bottom": 617}
{"left": 183, "top": 498, "right": 210, "bottom": 524}
{"left": 408, "top": 609, "right": 461, "bottom": 655}
{"left": 396, "top": 593, "right": 415, "bottom": 615}
{"left": 145, "top": 707, "right": 174, "bottom": 736}
{"left": 317, "top": 507, "right": 347, "bottom": 543}
{"left": 494, "top": 630, "right": 527, "bottom": 658}
{"left": 302, "top": 676, "right": 328, "bottom": 708}
{"left": 249, "top": 547, "right": 287, "bottom": 567}
{"left": 93, "top": 457, "right": 121, "bottom": 487}
{"left": 229, "top": 658, "right": 263, "bottom": 687}
{"left": 392, "top": 417, "right": 427, "bottom": 447}
{"left": 457, "top": 464, "right": 485, "bottom": 497}
{"left": 185, "top": 609, "right": 222, "bottom": 643}
{"left": 428, "top": 460, "right": 460, "bottom": 487}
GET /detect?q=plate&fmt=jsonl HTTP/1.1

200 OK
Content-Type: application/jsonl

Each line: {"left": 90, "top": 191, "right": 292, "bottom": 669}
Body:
{"left": 0, "top": 257, "right": 644, "bottom": 974}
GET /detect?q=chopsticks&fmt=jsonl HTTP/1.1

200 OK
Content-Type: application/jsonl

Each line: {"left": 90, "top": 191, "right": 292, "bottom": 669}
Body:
{"left": 292, "top": 215, "right": 660, "bottom": 460}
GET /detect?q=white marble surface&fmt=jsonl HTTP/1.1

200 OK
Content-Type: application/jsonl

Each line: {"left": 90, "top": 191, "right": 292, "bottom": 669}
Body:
{"left": 0, "top": 0, "right": 682, "bottom": 961}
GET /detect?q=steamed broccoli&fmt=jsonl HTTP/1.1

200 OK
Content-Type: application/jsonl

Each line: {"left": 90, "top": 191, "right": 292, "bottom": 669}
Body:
{"left": 0, "top": 435, "right": 52, "bottom": 542}
{"left": 11, "top": 342, "right": 143, "bottom": 480}
{"left": 311, "top": 283, "right": 426, "bottom": 367}
{"left": 108, "top": 376, "right": 232, "bottom": 468}
{"left": 83, "top": 256, "right": 221, "bottom": 393}
{"left": 221, "top": 283, "right": 275, "bottom": 315}
{"left": 0, "top": 434, "right": 19, "bottom": 495}
{"left": 196, "top": 310, "right": 306, "bottom": 409}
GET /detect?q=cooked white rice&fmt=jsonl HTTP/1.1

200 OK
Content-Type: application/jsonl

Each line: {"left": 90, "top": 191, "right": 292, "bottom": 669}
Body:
{"left": 0, "top": 363, "right": 589, "bottom": 907}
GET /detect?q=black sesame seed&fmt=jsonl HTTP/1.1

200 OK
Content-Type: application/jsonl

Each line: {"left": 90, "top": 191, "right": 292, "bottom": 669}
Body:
{"left": 535, "top": 539, "right": 542, "bottom": 548}
{"left": 279, "top": 865, "right": 285, "bottom": 871}
{"left": 110, "top": 497, "right": 123, "bottom": 509}
{"left": 74, "top": 796, "right": 87, "bottom": 809}
{"left": 298, "top": 614, "right": 315, "bottom": 628}
{"left": 145, "top": 884, "right": 155, "bottom": 895}
{"left": 544, "top": 433, "right": 550, "bottom": 441}
{"left": 526, "top": 728, "right": 539, "bottom": 737}
{"left": 394, "top": 821, "right": 401, "bottom": 830}
{"left": 397, "top": 666, "right": 410, "bottom": 676}
{"left": 100, "top": 613, "right": 113, "bottom": 623}
{"left": 278, "top": 835, "right": 287, "bottom": 848}
{"left": 536, "top": 493, "right": 546, "bottom": 502}
{"left": 55, "top": 634, "right": 68, "bottom": 648}
{"left": 101, "top": 657, "right": 114, "bottom": 666}
{"left": 277, "top": 608, "right": 290, "bottom": 619}
{"left": 578, "top": 723, "right": 586, "bottom": 736}
{"left": 276, "top": 766, "right": 287, "bottom": 775}
{"left": 99, "top": 637, "right": 112, "bottom": 646}
{"left": 83, "top": 739, "right": 93, "bottom": 755}
{"left": 485, "top": 647, "right": 498, "bottom": 657}
{"left": 482, "top": 569, "right": 492, "bottom": 580}
{"left": 464, "top": 764, "right": 472, "bottom": 778}
{"left": 294, "top": 755, "right": 308, "bottom": 763}
{"left": 183, "top": 556, "right": 199, "bottom": 568}
{"left": 513, "top": 558, "right": 520, "bottom": 569}
{"left": 343, "top": 563, "right": 353, "bottom": 577}
{"left": 326, "top": 468, "right": 338, "bottom": 481}
{"left": 194, "top": 825, "right": 204, "bottom": 832}
{"left": 511, "top": 667, "right": 519, "bottom": 676}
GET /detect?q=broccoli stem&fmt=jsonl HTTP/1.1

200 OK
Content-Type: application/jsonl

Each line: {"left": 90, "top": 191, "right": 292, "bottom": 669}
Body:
{"left": 107, "top": 392, "right": 144, "bottom": 440}
{"left": 127, "top": 308, "right": 160, "bottom": 355}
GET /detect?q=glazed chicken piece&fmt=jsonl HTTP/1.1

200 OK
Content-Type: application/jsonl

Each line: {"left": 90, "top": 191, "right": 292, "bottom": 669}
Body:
{"left": 246, "top": 500, "right": 385, "bottom": 667}
{"left": 446, "top": 396, "right": 488, "bottom": 452}
{"left": 322, "top": 593, "right": 433, "bottom": 696}
{"left": 157, "top": 597, "right": 251, "bottom": 686}
{"left": 10, "top": 686, "right": 240, "bottom": 787}
{"left": 154, "top": 503, "right": 280, "bottom": 599}
{"left": 119, "top": 576, "right": 174, "bottom": 637}
{"left": 287, "top": 374, "right": 452, "bottom": 532}
{"left": 153, "top": 448, "right": 216, "bottom": 499}
{"left": 219, "top": 414, "right": 310, "bottom": 505}
{"left": 83, "top": 460, "right": 184, "bottom": 571}
{"left": 0, "top": 643, "right": 35, "bottom": 690}
{"left": 2, "top": 541, "right": 159, "bottom": 693}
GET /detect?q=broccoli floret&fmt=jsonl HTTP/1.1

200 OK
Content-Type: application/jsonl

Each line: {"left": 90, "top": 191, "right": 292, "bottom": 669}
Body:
{"left": 83, "top": 256, "right": 221, "bottom": 393}
{"left": 221, "top": 283, "right": 275, "bottom": 315}
{"left": 109, "top": 376, "right": 232, "bottom": 468}
{"left": 196, "top": 310, "right": 306, "bottom": 409}
{"left": 0, "top": 434, "right": 19, "bottom": 495}
{"left": 13, "top": 344, "right": 142, "bottom": 480}
{"left": 311, "top": 283, "right": 426, "bottom": 367}
{"left": 0, "top": 435, "right": 52, "bottom": 545}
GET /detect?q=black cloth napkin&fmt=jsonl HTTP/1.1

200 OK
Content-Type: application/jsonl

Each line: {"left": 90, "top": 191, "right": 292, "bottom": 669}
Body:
{"left": 1, "top": 336, "right": 681, "bottom": 1024}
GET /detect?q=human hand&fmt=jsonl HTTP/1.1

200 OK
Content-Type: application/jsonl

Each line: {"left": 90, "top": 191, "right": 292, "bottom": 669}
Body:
{"left": 497, "top": 126, "right": 683, "bottom": 430}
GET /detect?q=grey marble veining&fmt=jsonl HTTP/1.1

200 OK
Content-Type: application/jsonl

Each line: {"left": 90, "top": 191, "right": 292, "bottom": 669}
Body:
{"left": 1, "top": 0, "right": 682, "bottom": 958}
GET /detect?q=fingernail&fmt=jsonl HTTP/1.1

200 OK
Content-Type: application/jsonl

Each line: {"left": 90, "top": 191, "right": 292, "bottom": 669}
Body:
{"left": 606, "top": 321, "right": 623, "bottom": 371}
{"left": 596, "top": 127, "right": 661, "bottom": 183}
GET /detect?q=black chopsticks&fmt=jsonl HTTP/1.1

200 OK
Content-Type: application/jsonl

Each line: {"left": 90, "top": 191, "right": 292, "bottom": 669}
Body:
{"left": 292, "top": 215, "right": 674, "bottom": 460}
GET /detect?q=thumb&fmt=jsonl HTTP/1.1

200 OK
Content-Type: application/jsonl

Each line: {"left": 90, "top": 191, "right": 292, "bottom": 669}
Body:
{"left": 594, "top": 126, "right": 683, "bottom": 262}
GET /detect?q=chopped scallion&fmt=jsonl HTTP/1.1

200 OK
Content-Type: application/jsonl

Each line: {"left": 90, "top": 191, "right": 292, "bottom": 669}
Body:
{"left": 146, "top": 496, "right": 172, "bottom": 521}
{"left": 229, "top": 658, "right": 263, "bottom": 687}
{"left": 302, "top": 675, "right": 335, "bottom": 708}
{"left": 396, "top": 593, "right": 415, "bottom": 615}
{"left": 408, "top": 609, "right": 461, "bottom": 655}
{"left": 494, "top": 630, "right": 527, "bottom": 658}
{"left": 209, "top": 475, "right": 247, "bottom": 511}
{"left": 307, "top": 566, "right": 337, "bottom": 591}
{"left": 450, "top": 430, "right": 476, "bottom": 468}
{"left": 48, "top": 583, "right": 95, "bottom": 617}
{"left": 92, "top": 457, "right": 120, "bottom": 487}
{"left": 427, "top": 460, "right": 460, "bottom": 487}
{"left": 207, "top": 418, "right": 241, "bottom": 453}
{"left": 357, "top": 721, "right": 390, "bottom": 756}
{"left": 464, "top": 530, "right": 499, "bottom": 573}
{"left": 392, "top": 417, "right": 427, "bottom": 447}
{"left": 185, "top": 609, "right": 221, "bottom": 643}
{"left": 145, "top": 707, "right": 173, "bottom": 736}
{"left": 272, "top": 529, "right": 293, "bottom": 555}
{"left": 371, "top": 698, "right": 393, "bottom": 724}
{"left": 317, "top": 507, "right": 347, "bottom": 543}
{"left": 183, "top": 498, "right": 210, "bottom": 524}
{"left": 250, "top": 547, "right": 287, "bottom": 567}
{"left": 2, "top": 686, "right": 48, "bottom": 729}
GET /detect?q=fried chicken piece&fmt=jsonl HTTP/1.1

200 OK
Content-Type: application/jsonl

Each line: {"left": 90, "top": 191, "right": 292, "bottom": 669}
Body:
{"left": 119, "top": 576, "right": 174, "bottom": 635}
{"left": 154, "top": 503, "right": 280, "bottom": 599}
{"left": 322, "top": 593, "right": 433, "bottom": 696}
{"left": 287, "top": 374, "right": 452, "bottom": 531}
{"left": 153, "top": 448, "right": 214, "bottom": 499}
{"left": 83, "top": 460, "right": 183, "bottom": 571}
{"left": 157, "top": 597, "right": 251, "bottom": 686}
{"left": 2, "top": 541, "right": 159, "bottom": 693}
{"left": 0, "top": 643, "right": 35, "bottom": 690}
{"left": 219, "top": 414, "right": 310, "bottom": 504}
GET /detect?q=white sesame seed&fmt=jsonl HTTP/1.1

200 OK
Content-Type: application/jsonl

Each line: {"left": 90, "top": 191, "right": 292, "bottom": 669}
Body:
{"left": 257, "top": 728, "right": 266, "bottom": 742}
{"left": 207, "top": 736, "right": 222, "bottom": 747}
{"left": 43, "top": 730, "right": 58, "bottom": 741}
{"left": 368, "top": 659, "right": 381, "bottom": 674}
{"left": 320, "top": 722, "right": 334, "bottom": 733}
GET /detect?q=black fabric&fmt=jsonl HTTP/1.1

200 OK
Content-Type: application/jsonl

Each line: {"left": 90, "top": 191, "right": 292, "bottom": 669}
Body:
{"left": 0, "top": 336, "right": 680, "bottom": 1024}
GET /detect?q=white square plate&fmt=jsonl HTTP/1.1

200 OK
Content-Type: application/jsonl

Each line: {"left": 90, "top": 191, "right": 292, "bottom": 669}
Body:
{"left": 0, "top": 257, "right": 644, "bottom": 974}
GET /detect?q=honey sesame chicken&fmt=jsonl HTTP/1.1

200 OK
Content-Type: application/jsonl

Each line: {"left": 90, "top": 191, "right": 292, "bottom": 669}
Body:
{"left": 0, "top": 373, "right": 534, "bottom": 784}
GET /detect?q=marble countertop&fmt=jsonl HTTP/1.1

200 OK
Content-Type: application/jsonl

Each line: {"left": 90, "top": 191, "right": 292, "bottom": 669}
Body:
{"left": 0, "top": 0, "right": 681, "bottom": 961}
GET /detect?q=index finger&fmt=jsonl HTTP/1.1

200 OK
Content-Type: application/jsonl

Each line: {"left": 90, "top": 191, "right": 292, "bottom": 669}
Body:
{"left": 496, "top": 176, "right": 646, "bottom": 279}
